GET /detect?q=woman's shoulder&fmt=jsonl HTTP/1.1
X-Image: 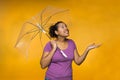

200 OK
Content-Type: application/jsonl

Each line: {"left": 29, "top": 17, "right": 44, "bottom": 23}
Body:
{"left": 43, "top": 41, "right": 52, "bottom": 52}
{"left": 67, "top": 38, "right": 76, "bottom": 49}
{"left": 67, "top": 38, "right": 75, "bottom": 43}
{"left": 44, "top": 41, "right": 51, "bottom": 47}
{"left": 45, "top": 39, "right": 75, "bottom": 45}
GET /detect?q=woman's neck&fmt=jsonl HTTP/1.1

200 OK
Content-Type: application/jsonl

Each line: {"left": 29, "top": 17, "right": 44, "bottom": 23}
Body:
{"left": 56, "top": 36, "right": 67, "bottom": 43}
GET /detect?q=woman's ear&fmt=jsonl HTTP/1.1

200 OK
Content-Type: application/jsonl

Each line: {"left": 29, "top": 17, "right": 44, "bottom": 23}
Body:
{"left": 55, "top": 30, "right": 58, "bottom": 35}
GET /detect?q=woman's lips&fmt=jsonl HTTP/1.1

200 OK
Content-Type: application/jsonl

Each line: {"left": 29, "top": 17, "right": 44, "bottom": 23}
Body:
{"left": 64, "top": 30, "right": 69, "bottom": 34}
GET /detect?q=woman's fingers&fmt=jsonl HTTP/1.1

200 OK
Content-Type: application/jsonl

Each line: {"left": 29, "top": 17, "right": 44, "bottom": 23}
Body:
{"left": 88, "top": 43, "right": 102, "bottom": 50}
{"left": 50, "top": 40, "right": 57, "bottom": 49}
{"left": 95, "top": 43, "right": 102, "bottom": 48}
{"left": 91, "top": 43, "right": 95, "bottom": 46}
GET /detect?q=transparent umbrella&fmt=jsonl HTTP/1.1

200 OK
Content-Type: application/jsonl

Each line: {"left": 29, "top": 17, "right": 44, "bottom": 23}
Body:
{"left": 15, "top": 6, "right": 71, "bottom": 58}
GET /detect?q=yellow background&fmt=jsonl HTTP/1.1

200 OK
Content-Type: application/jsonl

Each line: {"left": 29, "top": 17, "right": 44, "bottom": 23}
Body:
{"left": 0, "top": 0, "right": 120, "bottom": 80}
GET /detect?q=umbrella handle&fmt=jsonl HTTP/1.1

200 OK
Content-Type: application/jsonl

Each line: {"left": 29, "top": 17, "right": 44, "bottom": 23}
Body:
{"left": 60, "top": 50, "right": 68, "bottom": 58}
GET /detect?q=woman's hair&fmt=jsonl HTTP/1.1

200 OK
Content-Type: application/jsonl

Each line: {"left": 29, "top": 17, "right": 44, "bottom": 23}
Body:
{"left": 49, "top": 21, "right": 65, "bottom": 38}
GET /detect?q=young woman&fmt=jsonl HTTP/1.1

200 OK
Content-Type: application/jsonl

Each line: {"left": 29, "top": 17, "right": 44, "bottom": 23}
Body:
{"left": 40, "top": 21, "right": 101, "bottom": 80}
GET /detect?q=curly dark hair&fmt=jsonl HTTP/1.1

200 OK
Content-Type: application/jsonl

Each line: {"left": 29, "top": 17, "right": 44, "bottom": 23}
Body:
{"left": 49, "top": 21, "right": 65, "bottom": 38}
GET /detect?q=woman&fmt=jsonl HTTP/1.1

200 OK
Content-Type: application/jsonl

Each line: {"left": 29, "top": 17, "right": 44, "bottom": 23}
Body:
{"left": 40, "top": 21, "right": 101, "bottom": 80}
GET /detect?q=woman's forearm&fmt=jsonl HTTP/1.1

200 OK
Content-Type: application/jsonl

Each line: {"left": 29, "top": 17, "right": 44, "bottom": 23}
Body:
{"left": 76, "top": 43, "right": 101, "bottom": 65}
{"left": 77, "top": 48, "right": 90, "bottom": 65}
{"left": 40, "top": 48, "right": 56, "bottom": 69}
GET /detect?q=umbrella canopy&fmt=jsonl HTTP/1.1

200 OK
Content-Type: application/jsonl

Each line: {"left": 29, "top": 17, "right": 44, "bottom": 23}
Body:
{"left": 15, "top": 6, "right": 71, "bottom": 58}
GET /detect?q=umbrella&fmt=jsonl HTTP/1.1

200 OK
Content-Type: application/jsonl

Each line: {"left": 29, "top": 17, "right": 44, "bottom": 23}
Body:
{"left": 15, "top": 6, "right": 71, "bottom": 58}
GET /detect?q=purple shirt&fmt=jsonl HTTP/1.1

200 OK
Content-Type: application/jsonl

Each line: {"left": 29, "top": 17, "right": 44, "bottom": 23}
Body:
{"left": 43, "top": 39, "right": 76, "bottom": 80}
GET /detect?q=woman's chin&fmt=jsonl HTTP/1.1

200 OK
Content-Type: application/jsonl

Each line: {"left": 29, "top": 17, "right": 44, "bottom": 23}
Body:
{"left": 60, "top": 34, "right": 69, "bottom": 38}
{"left": 65, "top": 34, "right": 69, "bottom": 37}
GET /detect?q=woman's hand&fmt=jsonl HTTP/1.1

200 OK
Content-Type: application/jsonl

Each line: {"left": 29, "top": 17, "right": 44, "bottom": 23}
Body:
{"left": 50, "top": 40, "right": 57, "bottom": 50}
{"left": 73, "top": 42, "right": 102, "bottom": 65}
{"left": 87, "top": 43, "right": 102, "bottom": 51}
{"left": 40, "top": 40, "right": 57, "bottom": 69}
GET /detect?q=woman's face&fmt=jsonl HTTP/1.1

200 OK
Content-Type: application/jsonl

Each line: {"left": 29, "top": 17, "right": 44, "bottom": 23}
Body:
{"left": 55, "top": 22, "right": 69, "bottom": 37}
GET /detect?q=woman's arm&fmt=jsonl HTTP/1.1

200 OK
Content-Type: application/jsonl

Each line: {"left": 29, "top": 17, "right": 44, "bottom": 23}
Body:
{"left": 40, "top": 40, "right": 57, "bottom": 69}
{"left": 74, "top": 43, "right": 101, "bottom": 65}
{"left": 40, "top": 48, "right": 56, "bottom": 69}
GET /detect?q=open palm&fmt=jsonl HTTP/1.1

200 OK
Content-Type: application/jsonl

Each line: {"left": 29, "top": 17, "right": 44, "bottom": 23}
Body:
{"left": 87, "top": 43, "right": 102, "bottom": 50}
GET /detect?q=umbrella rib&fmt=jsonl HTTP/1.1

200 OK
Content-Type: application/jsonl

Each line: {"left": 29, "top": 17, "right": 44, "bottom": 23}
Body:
{"left": 26, "top": 29, "right": 39, "bottom": 34}
{"left": 28, "top": 28, "right": 37, "bottom": 32}
{"left": 39, "top": 31, "right": 43, "bottom": 49}
{"left": 31, "top": 30, "right": 40, "bottom": 40}
{"left": 26, "top": 22, "right": 39, "bottom": 28}
{"left": 15, "top": 23, "right": 39, "bottom": 47}
{"left": 42, "top": 16, "right": 52, "bottom": 28}
{"left": 19, "top": 29, "right": 39, "bottom": 40}
{"left": 40, "top": 7, "right": 48, "bottom": 26}
{"left": 15, "top": 29, "right": 39, "bottom": 47}
{"left": 42, "top": 9, "right": 69, "bottom": 28}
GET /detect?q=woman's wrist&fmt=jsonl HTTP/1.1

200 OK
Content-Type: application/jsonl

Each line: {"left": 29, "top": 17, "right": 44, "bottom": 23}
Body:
{"left": 52, "top": 47, "right": 57, "bottom": 52}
